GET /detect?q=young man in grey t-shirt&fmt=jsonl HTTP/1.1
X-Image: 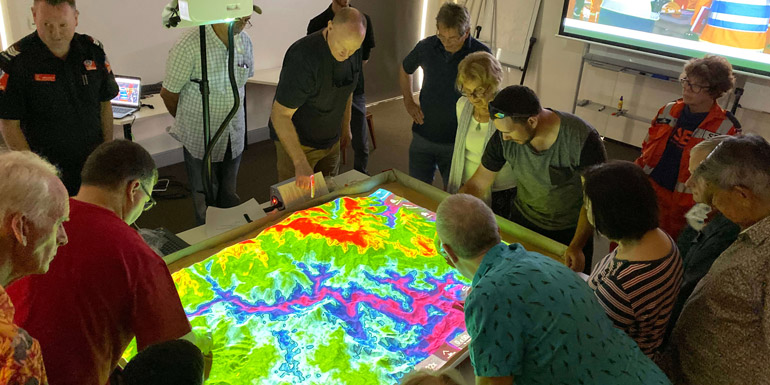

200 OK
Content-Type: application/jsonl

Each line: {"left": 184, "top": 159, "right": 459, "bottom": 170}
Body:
{"left": 460, "top": 85, "right": 607, "bottom": 274}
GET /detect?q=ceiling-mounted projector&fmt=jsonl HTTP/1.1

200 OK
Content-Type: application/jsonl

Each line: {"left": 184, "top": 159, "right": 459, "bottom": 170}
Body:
{"left": 163, "top": 0, "right": 256, "bottom": 28}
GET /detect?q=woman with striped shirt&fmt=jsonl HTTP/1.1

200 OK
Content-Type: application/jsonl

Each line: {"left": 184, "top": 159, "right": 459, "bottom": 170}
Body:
{"left": 583, "top": 161, "right": 683, "bottom": 362}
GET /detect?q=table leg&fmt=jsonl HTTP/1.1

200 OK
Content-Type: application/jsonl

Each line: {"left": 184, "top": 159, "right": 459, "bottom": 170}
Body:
{"left": 123, "top": 123, "right": 133, "bottom": 141}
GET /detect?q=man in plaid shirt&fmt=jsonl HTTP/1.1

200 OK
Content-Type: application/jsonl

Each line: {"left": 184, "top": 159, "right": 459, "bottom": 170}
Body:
{"left": 161, "top": 16, "right": 254, "bottom": 225}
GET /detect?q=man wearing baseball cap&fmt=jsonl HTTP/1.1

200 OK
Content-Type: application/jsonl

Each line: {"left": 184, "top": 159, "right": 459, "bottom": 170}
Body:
{"left": 460, "top": 85, "right": 607, "bottom": 273}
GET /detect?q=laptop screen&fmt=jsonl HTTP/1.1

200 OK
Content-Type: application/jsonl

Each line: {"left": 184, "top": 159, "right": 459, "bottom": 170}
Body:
{"left": 111, "top": 76, "right": 142, "bottom": 108}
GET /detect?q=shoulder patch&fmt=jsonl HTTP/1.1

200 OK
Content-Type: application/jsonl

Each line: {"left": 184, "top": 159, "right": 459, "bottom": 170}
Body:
{"left": 82, "top": 34, "right": 104, "bottom": 50}
{"left": 0, "top": 43, "right": 21, "bottom": 67}
{"left": 0, "top": 70, "right": 8, "bottom": 92}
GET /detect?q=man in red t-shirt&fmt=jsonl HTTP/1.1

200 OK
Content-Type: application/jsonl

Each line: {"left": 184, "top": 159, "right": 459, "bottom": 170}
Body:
{"left": 7, "top": 140, "right": 195, "bottom": 385}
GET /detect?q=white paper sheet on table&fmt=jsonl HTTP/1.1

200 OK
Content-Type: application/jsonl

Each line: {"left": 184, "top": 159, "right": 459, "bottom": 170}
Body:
{"left": 204, "top": 198, "right": 266, "bottom": 237}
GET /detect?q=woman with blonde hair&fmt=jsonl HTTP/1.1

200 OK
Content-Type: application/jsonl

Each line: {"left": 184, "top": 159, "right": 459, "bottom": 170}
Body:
{"left": 448, "top": 52, "right": 516, "bottom": 218}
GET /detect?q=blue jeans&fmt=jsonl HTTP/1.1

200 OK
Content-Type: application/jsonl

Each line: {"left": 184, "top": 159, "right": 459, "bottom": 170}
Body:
{"left": 408, "top": 133, "right": 454, "bottom": 187}
{"left": 183, "top": 142, "right": 242, "bottom": 226}
{"left": 351, "top": 93, "right": 370, "bottom": 174}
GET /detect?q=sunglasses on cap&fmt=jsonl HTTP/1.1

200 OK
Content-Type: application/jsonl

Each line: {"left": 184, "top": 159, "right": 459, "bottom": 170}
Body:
{"left": 488, "top": 103, "right": 534, "bottom": 120}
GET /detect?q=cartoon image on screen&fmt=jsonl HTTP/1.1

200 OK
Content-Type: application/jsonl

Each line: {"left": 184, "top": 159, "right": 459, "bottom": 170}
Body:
{"left": 561, "top": 0, "right": 770, "bottom": 76}
{"left": 112, "top": 78, "right": 141, "bottom": 106}
{"left": 125, "top": 189, "right": 470, "bottom": 384}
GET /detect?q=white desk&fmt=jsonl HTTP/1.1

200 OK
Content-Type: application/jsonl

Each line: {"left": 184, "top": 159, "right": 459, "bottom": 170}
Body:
{"left": 116, "top": 72, "right": 280, "bottom": 167}
{"left": 115, "top": 67, "right": 281, "bottom": 141}
{"left": 247, "top": 67, "right": 281, "bottom": 87}
{"left": 113, "top": 94, "right": 169, "bottom": 140}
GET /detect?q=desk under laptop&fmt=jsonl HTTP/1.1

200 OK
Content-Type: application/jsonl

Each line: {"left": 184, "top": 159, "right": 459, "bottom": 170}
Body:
{"left": 113, "top": 94, "right": 168, "bottom": 140}
{"left": 114, "top": 67, "right": 282, "bottom": 141}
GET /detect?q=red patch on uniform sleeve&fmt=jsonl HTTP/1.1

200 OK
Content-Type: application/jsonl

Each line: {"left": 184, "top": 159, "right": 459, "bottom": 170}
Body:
{"left": 0, "top": 72, "right": 8, "bottom": 91}
{"left": 105, "top": 60, "right": 112, "bottom": 73}
{"left": 34, "top": 74, "right": 56, "bottom": 82}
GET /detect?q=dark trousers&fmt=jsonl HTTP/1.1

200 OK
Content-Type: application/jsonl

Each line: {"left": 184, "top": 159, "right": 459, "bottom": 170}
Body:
{"left": 60, "top": 160, "right": 85, "bottom": 197}
{"left": 491, "top": 187, "right": 517, "bottom": 220}
{"left": 408, "top": 133, "right": 454, "bottom": 187}
{"left": 183, "top": 142, "right": 242, "bottom": 226}
{"left": 509, "top": 203, "right": 594, "bottom": 274}
{"left": 350, "top": 93, "right": 370, "bottom": 174}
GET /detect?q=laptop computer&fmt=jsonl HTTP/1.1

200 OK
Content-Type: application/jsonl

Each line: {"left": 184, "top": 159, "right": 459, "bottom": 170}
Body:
{"left": 111, "top": 75, "right": 142, "bottom": 119}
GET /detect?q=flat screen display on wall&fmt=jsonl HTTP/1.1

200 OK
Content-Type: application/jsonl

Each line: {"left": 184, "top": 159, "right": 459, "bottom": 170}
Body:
{"left": 559, "top": 0, "right": 770, "bottom": 77}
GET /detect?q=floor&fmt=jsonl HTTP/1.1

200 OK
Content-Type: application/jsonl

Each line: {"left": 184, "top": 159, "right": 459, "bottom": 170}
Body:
{"left": 136, "top": 98, "right": 641, "bottom": 266}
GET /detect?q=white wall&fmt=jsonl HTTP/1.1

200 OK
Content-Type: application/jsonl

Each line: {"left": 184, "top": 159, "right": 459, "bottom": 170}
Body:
{"left": 354, "top": 0, "right": 426, "bottom": 102}
{"left": 5, "top": 0, "right": 321, "bottom": 83}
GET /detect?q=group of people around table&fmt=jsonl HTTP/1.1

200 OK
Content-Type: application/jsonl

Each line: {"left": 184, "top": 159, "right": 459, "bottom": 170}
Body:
{"left": 389, "top": 5, "right": 764, "bottom": 385}
{"left": 0, "top": 0, "right": 768, "bottom": 384}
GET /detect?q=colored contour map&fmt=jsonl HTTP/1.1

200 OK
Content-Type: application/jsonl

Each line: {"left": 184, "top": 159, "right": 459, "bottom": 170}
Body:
{"left": 126, "top": 189, "right": 469, "bottom": 384}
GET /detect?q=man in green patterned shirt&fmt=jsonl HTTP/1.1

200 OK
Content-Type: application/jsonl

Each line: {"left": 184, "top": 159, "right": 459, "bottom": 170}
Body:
{"left": 435, "top": 194, "right": 671, "bottom": 385}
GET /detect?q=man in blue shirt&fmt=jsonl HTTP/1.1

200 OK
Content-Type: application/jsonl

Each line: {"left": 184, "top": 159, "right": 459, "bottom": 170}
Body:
{"left": 399, "top": 3, "right": 490, "bottom": 187}
{"left": 435, "top": 194, "right": 671, "bottom": 385}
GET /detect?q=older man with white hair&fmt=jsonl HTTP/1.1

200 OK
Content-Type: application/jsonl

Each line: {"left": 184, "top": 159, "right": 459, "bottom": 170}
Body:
{"left": 0, "top": 151, "right": 69, "bottom": 384}
{"left": 435, "top": 194, "right": 670, "bottom": 385}
{"left": 666, "top": 134, "right": 770, "bottom": 384}
{"left": 665, "top": 135, "right": 740, "bottom": 342}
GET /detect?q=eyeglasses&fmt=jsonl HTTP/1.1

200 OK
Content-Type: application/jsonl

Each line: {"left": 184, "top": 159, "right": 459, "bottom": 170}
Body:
{"left": 434, "top": 235, "right": 449, "bottom": 257}
{"left": 139, "top": 183, "right": 157, "bottom": 212}
{"left": 436, "top": 30, "right": 463, "bottom": 45}
{"left": 462, "top": 86, "right": 490, "bottom": 100}
{"left": 679, "top": 77, "right": 709, "bottom": 93}
{"left": 235, "top": 17, "right": 252, "bottom": 29}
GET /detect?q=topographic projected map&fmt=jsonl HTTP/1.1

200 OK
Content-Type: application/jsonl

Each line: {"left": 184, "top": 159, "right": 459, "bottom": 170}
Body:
{"left": 163, "top": 189, "right": 470, "bottom": 384}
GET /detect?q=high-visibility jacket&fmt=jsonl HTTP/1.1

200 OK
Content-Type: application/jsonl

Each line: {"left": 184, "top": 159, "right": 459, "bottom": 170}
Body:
{"left": 691, "top": 0, "right": 770, "bottom": 50}
{"left": 635, "top": 99, "right": 740, "bottom": 236}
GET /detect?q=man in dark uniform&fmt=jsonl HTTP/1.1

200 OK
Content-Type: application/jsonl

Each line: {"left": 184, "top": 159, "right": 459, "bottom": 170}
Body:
{"left": 0, "top": 0, "right": 119, "bottom": 196}
{"left": 307, "top": 0, "right": 375, "bottom": 174}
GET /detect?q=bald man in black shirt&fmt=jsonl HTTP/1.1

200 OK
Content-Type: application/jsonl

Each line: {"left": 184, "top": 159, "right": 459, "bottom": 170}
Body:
{"left": 307, "top": 0, "right": 375, "bottom": 174}
{"left": 269, "top": 8, "right": 366, "bottom": 189}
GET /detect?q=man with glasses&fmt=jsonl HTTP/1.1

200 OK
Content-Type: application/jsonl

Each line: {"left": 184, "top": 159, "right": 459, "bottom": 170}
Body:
{"left": 399, "top": 3, "right": 490, "bottom": 187}
{"left": 635, "top": 55, "right": 740, "bottom": 239}
{"left": 664, "top": 134, "right": 770, "bottom": 384}
{"left": 460, "top": 85, "right": 606, "bottom": 274}
{"left": 7, "top": 140, "right": 208, "bottom": 385}
{"left": 160, "top": 7, "right": 256, "bottom": 225}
